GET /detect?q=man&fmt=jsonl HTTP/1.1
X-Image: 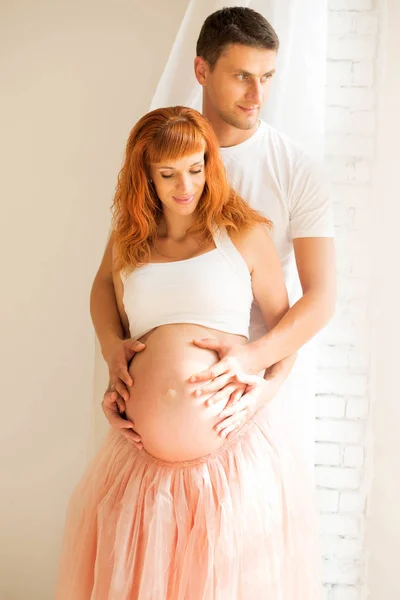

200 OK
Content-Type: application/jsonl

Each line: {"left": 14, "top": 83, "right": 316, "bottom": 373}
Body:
{"left": 91, "top": 7, "right": 336, "bottom": 458}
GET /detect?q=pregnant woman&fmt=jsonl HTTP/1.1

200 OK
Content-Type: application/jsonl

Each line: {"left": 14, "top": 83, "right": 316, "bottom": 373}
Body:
{"left": 55, "top": 106, "right": 319, "bottom": 599}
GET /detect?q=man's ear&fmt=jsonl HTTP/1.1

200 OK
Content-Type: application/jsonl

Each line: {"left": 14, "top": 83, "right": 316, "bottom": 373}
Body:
{"left": 194, "top": 56, "right": 208, "bottom": 86}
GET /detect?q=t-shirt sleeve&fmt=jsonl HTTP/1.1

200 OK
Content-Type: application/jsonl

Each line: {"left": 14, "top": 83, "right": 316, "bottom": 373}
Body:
{"left": 288, "top": 150, "right": 334, "bottom": 239}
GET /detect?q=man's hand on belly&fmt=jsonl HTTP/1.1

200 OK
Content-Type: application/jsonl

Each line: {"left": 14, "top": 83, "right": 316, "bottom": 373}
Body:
{"left": 107, "top": 338, "right": 146, "bottom": 402}
{"left": 102, "top": 386, "right": 143, "bottom": 449}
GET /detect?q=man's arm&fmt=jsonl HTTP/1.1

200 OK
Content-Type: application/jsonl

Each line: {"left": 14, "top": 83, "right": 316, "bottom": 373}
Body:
{"left": 91, "top": 233, "right": 145, "bottom": 393}
{"left": 91, "top": 233, "right": 145, "bottom": 446}
{"left": 90, "top": 234, "right": 126, "bottom": 361}
{"left": 191, "top": 224, "right": 298, "bottom": 393}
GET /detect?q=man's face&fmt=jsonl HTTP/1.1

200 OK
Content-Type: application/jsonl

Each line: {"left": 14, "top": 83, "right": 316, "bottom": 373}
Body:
{"left": 197, "top": 44, "right": 277, "bottom": 131}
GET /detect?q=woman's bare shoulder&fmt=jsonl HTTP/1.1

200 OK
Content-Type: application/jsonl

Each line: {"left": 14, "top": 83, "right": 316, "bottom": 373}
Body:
{"left": 227, "top": 224, "right": 273, "bottom": 272}
{"left": 229, "top": 223, "right": 272, "bottom": 253}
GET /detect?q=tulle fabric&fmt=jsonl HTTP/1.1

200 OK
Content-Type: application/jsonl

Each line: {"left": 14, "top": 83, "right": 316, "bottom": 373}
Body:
{"left": 55, "top": 406, "right": 321, "bottom": 600}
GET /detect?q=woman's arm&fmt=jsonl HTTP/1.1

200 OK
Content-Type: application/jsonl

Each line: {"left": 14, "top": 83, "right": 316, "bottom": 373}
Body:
{"left": 233, "top": 225, "right": 298, "bottom": 386}
{"left": 237, "top": 224, "right": 295, "bottom": 375}
{"left": 240, "top": 224, "right": 298, "bottom": 391}
{"left": 192, "top": 224, "right": 296, "bottom": 438}
{"left": 191, "top": 224, "right": 296, "bottom": 391}
{"left": 192, "top": 224, "right": 334, "bottom": 390}
{"left": 244, "top": 224, "right": 290, "bottom": 343}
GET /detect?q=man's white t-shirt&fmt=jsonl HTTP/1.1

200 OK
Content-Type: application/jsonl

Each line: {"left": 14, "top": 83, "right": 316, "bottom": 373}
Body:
{"left": 220, "top": 120, "right": 334, "bottom": 462}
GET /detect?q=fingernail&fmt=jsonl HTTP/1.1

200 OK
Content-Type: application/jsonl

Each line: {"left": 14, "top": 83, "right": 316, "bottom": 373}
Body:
{"left": 189, "top": 376, "right": 196, "bottom": 383}
{"left": 195, "top": 389, "right": 202, "bottom": 397}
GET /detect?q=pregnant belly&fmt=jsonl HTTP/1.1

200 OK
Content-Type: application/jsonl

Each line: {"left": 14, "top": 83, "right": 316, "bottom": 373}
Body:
{"left": 125, "top": 324, "right": 247, "bottom": 462}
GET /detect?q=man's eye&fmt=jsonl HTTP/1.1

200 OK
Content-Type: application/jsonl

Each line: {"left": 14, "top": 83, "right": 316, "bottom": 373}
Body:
{"left": 237, "top": 74, "right": 248, "bottom": 81}
{"left": 261, "top": 73, "right": 273, "bottom": 83}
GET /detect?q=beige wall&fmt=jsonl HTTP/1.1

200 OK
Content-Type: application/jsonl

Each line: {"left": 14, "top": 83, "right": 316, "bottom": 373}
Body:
{"left": 2, "top": 1, "right": 398, "bottom": 598}
{"left": 0, "top": 1, "right": 186, "bottom": 598}
{"left": 367, "top": 1, "right": 400, "bottom": 598}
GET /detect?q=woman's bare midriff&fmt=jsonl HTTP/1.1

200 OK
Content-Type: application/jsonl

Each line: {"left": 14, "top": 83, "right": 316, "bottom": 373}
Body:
{"left": 124, "top": 324, "right": 247, "bottom": 462}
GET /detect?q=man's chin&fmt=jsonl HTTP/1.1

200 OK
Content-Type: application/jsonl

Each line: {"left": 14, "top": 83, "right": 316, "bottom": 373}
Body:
{"left": 223, "top": 111, "right": 259, "bottom": 131}
{"left": 240, "top": 117, "right": 259, "bottom": 130}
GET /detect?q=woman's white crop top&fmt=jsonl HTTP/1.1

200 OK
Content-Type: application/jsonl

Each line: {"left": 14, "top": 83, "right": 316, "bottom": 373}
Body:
{"left": 120, "top": 228, "right": 253, "bottom": 340}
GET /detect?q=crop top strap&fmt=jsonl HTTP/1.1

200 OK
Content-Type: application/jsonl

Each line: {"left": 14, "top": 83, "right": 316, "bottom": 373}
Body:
{"left": 213, "top": 227, "right": 251, "bottom": 280}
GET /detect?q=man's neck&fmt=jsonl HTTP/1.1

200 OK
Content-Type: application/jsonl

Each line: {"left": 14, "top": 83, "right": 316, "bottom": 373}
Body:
{"left": 202, "top": 101, "right": 259, "bottom": 148}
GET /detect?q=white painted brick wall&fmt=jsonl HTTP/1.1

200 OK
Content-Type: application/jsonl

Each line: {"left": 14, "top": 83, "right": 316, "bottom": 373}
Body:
{"left": 318, "top": 1, "right": 378, "bottom": 598}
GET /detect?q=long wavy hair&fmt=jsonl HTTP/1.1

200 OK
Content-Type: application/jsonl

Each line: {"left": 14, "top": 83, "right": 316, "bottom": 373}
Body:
{"left": 112, "top": 106, "right": 272, "bottom": 271}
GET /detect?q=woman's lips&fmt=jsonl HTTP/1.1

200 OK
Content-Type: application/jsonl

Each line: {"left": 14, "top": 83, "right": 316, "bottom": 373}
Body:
{"left": 173, "top": 195, "right": 195, "bottom": 205}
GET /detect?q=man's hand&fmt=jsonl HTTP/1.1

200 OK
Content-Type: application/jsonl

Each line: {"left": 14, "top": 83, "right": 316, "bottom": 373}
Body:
{"left": 189, "top": 338, "right": 259, "bottom": 399}
{"left": 214, "top": 373, "right": 271, "bottom": 439}
{"left": 102, "top": 338, "right": 145, "bottom": 450}
{"left": 107, "top": 338, "right": 146, "bottom": 402}
{"left": 102, "top": 386, "right": 143, "bottom": 450}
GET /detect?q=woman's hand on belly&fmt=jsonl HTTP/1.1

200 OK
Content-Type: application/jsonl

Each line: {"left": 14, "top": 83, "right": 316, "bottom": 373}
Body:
{"left": 125, "top": 355, "right": 225, "bottom": 461}
{"left": 187, "top": 338, "right": 256, "bottom": 415}
{"left": 214, "top": 373, "right": 269, "bottom": 439}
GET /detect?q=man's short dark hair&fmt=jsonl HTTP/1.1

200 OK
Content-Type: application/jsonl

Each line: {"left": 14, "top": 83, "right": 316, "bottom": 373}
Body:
{"left": 196, "top": 7, "right": 279, "bottom": 69}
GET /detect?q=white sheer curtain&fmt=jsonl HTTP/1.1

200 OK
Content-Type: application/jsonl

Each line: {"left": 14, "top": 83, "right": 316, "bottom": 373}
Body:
{"left": 150, "top": 0, "right": 328, "bottom": 157}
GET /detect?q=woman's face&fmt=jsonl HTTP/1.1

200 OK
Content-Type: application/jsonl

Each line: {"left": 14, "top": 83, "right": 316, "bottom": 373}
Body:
{"left": 149, "top": 149, "right": 206, "bottom": 218}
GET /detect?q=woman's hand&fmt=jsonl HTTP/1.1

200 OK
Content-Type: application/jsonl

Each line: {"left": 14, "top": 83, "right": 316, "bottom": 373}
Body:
{"left": 214, "top": 373, "right": 270, "bottom": 439}
{"left": 189, "top": 338, "right": 260, "bottom": 398}
{"left": 106, "top": 338, "right": 146, "bottom": 402}
{"left": 102, "top": 385, "right": 143, "bottom": 450}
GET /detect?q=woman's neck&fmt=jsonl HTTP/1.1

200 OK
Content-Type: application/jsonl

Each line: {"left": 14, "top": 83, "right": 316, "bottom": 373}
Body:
{"left": 158, "top": 212, "right": 195, "bottom": 242}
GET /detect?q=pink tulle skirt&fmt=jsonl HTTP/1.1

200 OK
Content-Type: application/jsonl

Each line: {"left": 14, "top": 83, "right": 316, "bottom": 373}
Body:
{"left": 55, "top": 406, "right": 321, "bottom": 599}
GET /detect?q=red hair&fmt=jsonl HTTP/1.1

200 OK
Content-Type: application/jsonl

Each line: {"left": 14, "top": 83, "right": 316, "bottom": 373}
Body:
{"left": 112, "top": 106, "right": 271, "bottom": 271}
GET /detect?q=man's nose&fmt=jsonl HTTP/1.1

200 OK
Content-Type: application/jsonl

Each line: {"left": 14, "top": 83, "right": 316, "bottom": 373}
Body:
{"left": 246, "top": 81, "right": 263, "bottom": 105}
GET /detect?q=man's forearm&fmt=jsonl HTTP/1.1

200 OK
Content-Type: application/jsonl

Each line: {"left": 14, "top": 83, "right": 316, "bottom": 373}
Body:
{"left": 262, "top": 353, "right": 296, "bottom": 396}
{"left": 250, "top": 290, "right": 335, "bottom": 373}
{"left": 90, "top": 275, "right": 125, "bottom": 363}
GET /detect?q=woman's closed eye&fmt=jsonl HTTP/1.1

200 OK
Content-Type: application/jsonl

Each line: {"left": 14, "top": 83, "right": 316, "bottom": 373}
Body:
{"left": 161, "top": 169, "right": 203, "bottom": 179}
